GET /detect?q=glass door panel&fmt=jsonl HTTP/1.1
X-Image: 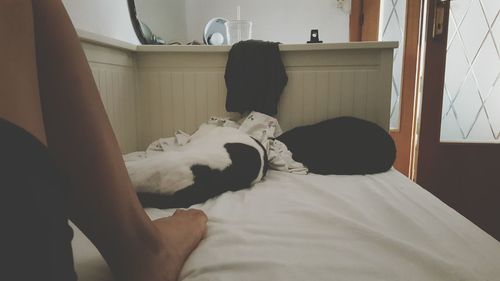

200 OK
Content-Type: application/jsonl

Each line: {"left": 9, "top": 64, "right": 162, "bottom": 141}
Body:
{"left": 440, "top": 0, "right": 500, "bottom": 142}
{"left": 379, "top": 0, "right": 408, "bottom": 129}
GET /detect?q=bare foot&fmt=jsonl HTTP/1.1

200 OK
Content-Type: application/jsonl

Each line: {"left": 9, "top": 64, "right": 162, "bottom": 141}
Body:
{"left": 117, "top": 209, "right": 207, "bottom": 281}
{"left": 153, "top": 209, "right": 208, "bottom": 281}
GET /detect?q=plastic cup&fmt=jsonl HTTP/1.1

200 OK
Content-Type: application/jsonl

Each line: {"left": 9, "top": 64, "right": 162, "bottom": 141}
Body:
{"left": 225, "top": 20, "right": 253, "bottom": 45}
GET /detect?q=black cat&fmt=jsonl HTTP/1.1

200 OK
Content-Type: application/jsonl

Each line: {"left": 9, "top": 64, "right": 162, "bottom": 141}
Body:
{"left": 277, "top": 116, "right": 396, "bottom": 175}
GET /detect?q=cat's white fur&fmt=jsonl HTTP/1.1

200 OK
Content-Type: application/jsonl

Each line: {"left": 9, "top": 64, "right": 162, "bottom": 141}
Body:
{"left": 126, "top": 125, "right": 266, "bottom": 195}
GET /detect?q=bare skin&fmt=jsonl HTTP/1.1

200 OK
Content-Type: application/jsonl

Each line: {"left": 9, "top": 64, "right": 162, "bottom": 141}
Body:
{"left": 0, "top": 1, "right": 206, "bottom": 280}
{"left": 120, "top": 209, "right": 207, "bottom": 281}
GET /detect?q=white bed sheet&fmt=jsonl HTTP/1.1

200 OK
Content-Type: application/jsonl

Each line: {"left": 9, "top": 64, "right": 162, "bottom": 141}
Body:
{"left": 72, "top": 169, "right": 500, "bottom": 281}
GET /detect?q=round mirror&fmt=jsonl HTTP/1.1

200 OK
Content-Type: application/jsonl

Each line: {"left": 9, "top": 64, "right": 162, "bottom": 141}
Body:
{"left": 127, "top": 0, "right": 165, "bottom": 45}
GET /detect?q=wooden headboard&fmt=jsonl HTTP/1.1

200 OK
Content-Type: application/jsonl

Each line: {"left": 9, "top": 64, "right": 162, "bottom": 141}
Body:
{"left": 80, "top": 30, "right": 397, "bottom": 153}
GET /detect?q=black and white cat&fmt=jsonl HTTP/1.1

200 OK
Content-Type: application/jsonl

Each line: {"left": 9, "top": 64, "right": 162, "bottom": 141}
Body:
{"left": 126, "top": 125, "right": 268, "bottom": 208}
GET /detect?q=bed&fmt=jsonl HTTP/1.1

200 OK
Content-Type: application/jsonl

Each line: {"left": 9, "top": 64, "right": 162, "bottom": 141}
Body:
{"left": 75, "top": 31, "right": 500, "bottom": 281}
{"left": 72, "top": 169, "right": 500, "bottom": 281}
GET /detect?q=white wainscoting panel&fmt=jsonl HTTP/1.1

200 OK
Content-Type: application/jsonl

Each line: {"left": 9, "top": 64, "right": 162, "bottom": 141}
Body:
{"left": 83, "top": 42, "right": 138, "bottom": 153}
{"left": 277, "top": 70, "right": 382, "bottom": 132}
{"left": 135, "top": 47, "right": 393, "bottom": 149}
{"left": 136, "top": 70, "right": 236, "bottom": 148}
{"left": 79, "top": 34, "right": 395, "bottom": 152}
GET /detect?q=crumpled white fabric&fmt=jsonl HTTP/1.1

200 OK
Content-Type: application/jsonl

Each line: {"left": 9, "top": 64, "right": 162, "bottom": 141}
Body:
{"left": 123, "top": 130, "right": 192, "bottom": 162}
{"left": 147, "top": 130, "right": 191, "bottom": 152}
{"left": 236, "top": 112, "right": 308, "bottom": 174}
{"left": 125, "top": 112, "right": 308, "bottom": 174}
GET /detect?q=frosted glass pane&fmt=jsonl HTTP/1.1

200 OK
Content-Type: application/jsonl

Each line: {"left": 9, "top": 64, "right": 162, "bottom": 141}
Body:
{"left": 379, "top": 0, "right": 407, "bottom": 129}
{"left": 440, "top": 0, "right": 500, "bottom": 143}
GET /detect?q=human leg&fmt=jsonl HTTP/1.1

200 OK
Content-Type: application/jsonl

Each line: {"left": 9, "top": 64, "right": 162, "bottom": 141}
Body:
{"left": 0, "top": 0, "right": 46, "bottom": 143}
{"left": 31, "top": 1, "right": 207, "bottom": 280}
{"left": 0, "top": 0, "right": 207, "bottom": 280}
{"left": 0, "top": 2, "right": 77, "bottom": 280}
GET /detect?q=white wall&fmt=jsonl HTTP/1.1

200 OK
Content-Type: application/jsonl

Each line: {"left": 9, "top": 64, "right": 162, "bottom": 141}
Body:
{"left": 62, "top": 0, "right": 139, "bottom": 44}
{"left": 185, "top": 0, "right": 349, "bottom": 44}
{"left": 135, "top": 0, "right": 188, "bottom": 43}
{"left": 62, "top": 0, "right": 349, "bottom": 45}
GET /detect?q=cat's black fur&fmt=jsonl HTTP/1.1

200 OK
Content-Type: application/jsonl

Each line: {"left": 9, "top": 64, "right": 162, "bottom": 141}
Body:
{"left": 277, "top": 116, "right": 396, "bottom": 175}
{"left": 138, "top": 138, "right": 268, "bottom": 209}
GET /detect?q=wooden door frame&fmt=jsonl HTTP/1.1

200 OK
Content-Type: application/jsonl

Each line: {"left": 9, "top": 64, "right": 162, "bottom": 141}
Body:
{"left": 350, "top": 0, "right": 380, "bottom": 42}
{"left": 391, "top": 0, "right": 423, "bottom": 177}
{"left": 350, "top": 0, "right": 423, "bottom": 176}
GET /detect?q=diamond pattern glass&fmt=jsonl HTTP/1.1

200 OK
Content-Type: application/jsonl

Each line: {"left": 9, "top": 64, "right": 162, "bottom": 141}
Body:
{"left": 440, "top": 0, "right": 500, "bottom": 142}
{"left": 379, "top": 0, "right": 407, "bottom": 129}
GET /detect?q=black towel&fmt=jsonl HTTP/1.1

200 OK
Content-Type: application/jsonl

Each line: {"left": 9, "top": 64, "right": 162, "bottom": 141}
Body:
{"left": 225, "top": 40, "right": 288, "bottom": 116}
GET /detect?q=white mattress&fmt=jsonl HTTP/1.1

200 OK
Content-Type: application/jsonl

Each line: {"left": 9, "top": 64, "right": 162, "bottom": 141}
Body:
{"left": 72, "top": 169, "right": 500, "bottom": 281}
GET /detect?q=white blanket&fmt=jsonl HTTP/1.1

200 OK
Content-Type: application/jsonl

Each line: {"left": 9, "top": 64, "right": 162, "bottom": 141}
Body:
{"left": 71, "top": 170, "right": 500, "bottom": 281}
